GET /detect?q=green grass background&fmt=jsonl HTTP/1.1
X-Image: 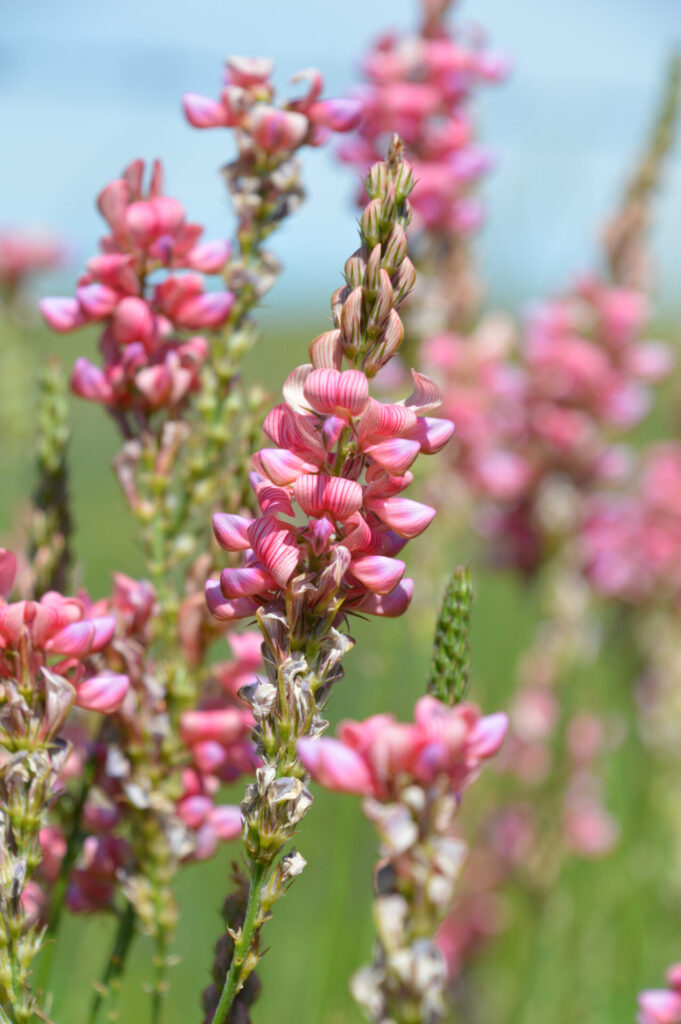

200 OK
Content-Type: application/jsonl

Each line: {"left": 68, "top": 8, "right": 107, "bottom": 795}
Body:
{"left": 1, "top": 313, "right": 677, "bottom": 1024}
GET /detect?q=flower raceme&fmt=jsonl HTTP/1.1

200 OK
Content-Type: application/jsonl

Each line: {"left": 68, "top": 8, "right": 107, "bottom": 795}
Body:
{"left": 0, "top": 548, "right": 128, "bottom": 720}
{"left": 40, "top": 159, "right": 233, "bottom": 421}
{"left": 638, "top": 965, "right": 681, "bottom": 1024}
{"left": 298, "top": 696, "right": 508, "bottom": 800}
{"left": 207, "top": 365, "right": 453, "bottom": 625}
{"left": 339, "top": 0, "right": 506, "bottom": 235}
{"left": 183, "top": 55, "right": 361, "bottom": 151}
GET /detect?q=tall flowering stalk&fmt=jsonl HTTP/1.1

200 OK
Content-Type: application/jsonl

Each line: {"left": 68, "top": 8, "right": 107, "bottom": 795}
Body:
{"left": 0, "top": 548, "right": 128, "bottom": 1022}
{"left": 203, "top": 137, "right": 454, "bottom": 1024}
{"left": 299, "top": 571, "right": 507, "bottom": 1024}
{"left": 35, "top": 59, "right": 360, "bottom": 1017}
{"left": 340, "top": 0, "right": 506, "bottom": 344}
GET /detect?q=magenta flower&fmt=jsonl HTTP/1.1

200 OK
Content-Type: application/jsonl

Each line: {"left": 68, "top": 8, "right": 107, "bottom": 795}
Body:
{"left": 40, "top": 160, "right": 232, "bottom": 423}
{"left": 183, "top": 56, "right": 361, "bottom": 151}
{"left": 299, "top": 697, "right": 507, "bottom": 801}
{"left": 639, "top": 965, "right": 681, "bottom": 1024}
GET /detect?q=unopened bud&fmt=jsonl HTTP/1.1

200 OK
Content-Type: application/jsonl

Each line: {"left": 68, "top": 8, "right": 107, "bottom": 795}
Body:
{"left": 330, "top": 286, "right": 345, "bottom": 328}
{"left": 380, "top": 183, "right": 397, "bottom": 230}
{"left": 365, "top": 161, "right": 388, "bottom": 200}
{"left": 344, "top": 253, "right": 366, "bottom": 290}
{"left": 360, "top": 199, "right": 382, "bottom": 248}
{"left": 381, "top": 224, "right": 408, "bottom": 275}
{"left": 309, "top": 329, "right": 343, "bottom": 369}
{"left": 364, "top": 245, "right": 382, "bottom": 296}
{"left": 392, "top": 257, "right": 416, "bottom": 305}
{"left": 367, "top": 270, "right": 393, "bottom": 334}
{"left": 340, "top": 287, "right": 364, "bottom": 356}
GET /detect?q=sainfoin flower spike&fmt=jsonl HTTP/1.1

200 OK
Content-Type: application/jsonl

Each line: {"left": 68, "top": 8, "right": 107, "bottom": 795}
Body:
{"left": 298, "top": 696, "right": 507, "bottom": 1024}
{"left": 0, "top": 548, "right": 127, "bottom": 1022}
{"left": 40, "top": 159, "right": 232, "bottom": 428}
{"left": 203, "top": 138, "right": 453, "bottom": 1024}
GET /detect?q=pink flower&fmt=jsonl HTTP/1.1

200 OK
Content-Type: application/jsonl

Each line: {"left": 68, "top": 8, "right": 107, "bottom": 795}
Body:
{"left": 41, "top": 160, "right": 230, "bottom": 422}
{"left": 299, "top": 697, "right": 507, "bottom": 802}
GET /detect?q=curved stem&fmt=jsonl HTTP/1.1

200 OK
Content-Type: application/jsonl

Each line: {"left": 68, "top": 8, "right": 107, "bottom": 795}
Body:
{"left": 88, "top": 903, "right": 137, "bottom": 1024}
{"left": 209, "top": 861, "right": 266, "bottom": 1024}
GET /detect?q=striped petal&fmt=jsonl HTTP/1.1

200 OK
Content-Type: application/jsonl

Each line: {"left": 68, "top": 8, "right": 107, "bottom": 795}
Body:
{"left": 365, "top": 438, "right": 421, "bottom": 475}
{"left": 282, "top": 364, "right": 313, "bottom": 414}
{"left": 358, "top": 578, "right": 414, "bottom": 617}
{"left": 248, "top": 517, "right": 300, "bottom": 587}
{"left": 366, "top": 496, "right": 436, "bottom": 538}
{"left": 350, "top": 555, "right": 406, "bottom": 595}
{"left": 76, "top": 283, "right": 119, "bottom": 320}
{"left": 358, "top": 399, "right": 418, "bottom": 441}
{"left": 293, "top": 475, "right": 363, "bottom": 521}
{"left": 205, "top": 580, "right": 258, "bottom": 621}
{"left": 309, "top": 330, "right": 343, "bottom": 369}
{"left": 252, "top": 476, "right": 295, "bottom": 517}
{"left": 303, "top": 368, "right": 369, "bottom": 418}
{"left": 405, "top": 416, "right": 455, "bottom": 454}
{"left": 253, "top": 448, "right": 319, "bottom": 486}
{"left": 263, "top": 404, "right": 325, "bottom": 462}
{"left": 402, "top": 370, "right": 442, "bottom": 415}
{"left": 213, "top": 513, "right": 252, "bottom": 551}
{"left": 220, "top": 566, "right": 275, "bottom": 599}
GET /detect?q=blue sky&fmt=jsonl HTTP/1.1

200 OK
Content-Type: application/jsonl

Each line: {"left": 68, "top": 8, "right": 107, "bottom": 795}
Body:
{"left": 2, "top": 0, "right": 680, "bottom": 315}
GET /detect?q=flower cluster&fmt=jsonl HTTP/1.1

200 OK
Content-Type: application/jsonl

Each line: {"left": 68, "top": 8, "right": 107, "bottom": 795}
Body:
{"left": 581, "top": 444, "right": 681, "bottom": 606}
{"left": 0, "top": 549, "right": 127, "bottom": 1020}
{"left": 427, "top": 278, "right": 671, "bottom": 572}
{"left": 300, "top": 695, "right": 507, "bottom": 1024}
{"left": 40, "top": 160, "right": 232, "bottom": 424}
{"left": 0, "top": 549, "right": 128, "bottom": 716}
{"left": 339, "top": 0, "right": 505, "bottom": 235}
{"left": 184, "top": 56, "right": 360, "bottom": 151}
{"left": 638, "top": 964, "right": 681, "bottom": 1024}
{"left": 299, "top": 696, "right": 507, "bottom": 800}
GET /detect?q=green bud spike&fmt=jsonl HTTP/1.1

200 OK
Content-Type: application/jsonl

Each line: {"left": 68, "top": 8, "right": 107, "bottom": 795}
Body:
{"left": 28, "top": 357, "right": 73, "bottom": 597}
{"left": 426, "top": 567, "right": 473, "bottom": 705}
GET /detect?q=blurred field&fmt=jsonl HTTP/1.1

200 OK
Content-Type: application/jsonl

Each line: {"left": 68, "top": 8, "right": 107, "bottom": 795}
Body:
{"left": 1, "top": 313, "right": 678, "bottom": 1024}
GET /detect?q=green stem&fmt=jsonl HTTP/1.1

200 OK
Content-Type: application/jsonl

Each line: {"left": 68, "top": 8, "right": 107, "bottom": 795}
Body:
{"left": 209, "top": 861, "right": 266, "bottom": 1024}
{"left": 88, "top": 904, "right": 137, "bottom": 1024}
{"left": 151, "top": 933, "right": 167, "bottom": 1024}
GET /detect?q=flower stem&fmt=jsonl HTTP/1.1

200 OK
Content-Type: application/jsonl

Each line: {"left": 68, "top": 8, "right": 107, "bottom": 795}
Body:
{"left": 88, "top": 903, "right": 137, "bottom": 1024}
{"left": 209, "top": 861, "right": 266, "bottom": 1024}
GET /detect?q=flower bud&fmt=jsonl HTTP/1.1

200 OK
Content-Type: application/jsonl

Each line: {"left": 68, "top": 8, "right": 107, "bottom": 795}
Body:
{"left": 360, "top": 199, "right": 383, "bottom": 249}
{"left": 344, "top": 253, "right": 366, "bottom": 290}
{"left": 340, "top": 287, "right": 364, "bottom": 356}
{"left": 365, "top": 162, "right": 388, "bottom": 200}
{"left": 364, "top": 245, "right": 382, "bottom": 296}
{"left": 392, "top": 257, "right": 416, "bottom": 305}
{"left": 381, "top": 225, "right": 408, "bottom": 275}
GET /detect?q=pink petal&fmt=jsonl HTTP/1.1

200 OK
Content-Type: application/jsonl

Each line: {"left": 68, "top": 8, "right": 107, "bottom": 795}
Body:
{"left": 213, "top": 513, "right": 252, "bottom": 551}
{"left": 40, "top": 297, "right": 87, "bottom": 333}
{"left": 253, "top": 447, "right": 319, "bottom": 486}
{"left": 76, "top": 673, "right": 129, "bottom": 714}
{"left": 186, "top": 240, "right": 231, "bottom": 273}
{"left": 468, "top": 713, "right": 508, "bottom": 759}
{"left": 112, "top": 296, "right": 155, "bottom": 344}
{"left": 402, "top": 370, "right": 443, "bottom": 415}
{"left": 71, "top": 359, "right": 115, "bottom": 404}
{"left": 205, "top": 580, "right": 258, "bottom": 621}
{"left": 174, "top": 291, "right": 234, "bottom": 329}
{"left": 220, "top": 566, "right": 276, "bottom": 599}
{"left": 209, "top": 805, "right": 243, "bottom": 841}
{"left": 282, "top": 363, "right": 314, "bottom": 415}
{"left": 245, "top": 105, "right": 309, "bottom": 152}
{"left": 406, "top": 417, "right": 455, "bottom": 454}
{"left": 75, "top": 283, "right": 119, "bottom": 319}
{"left": 357, "top": 578, "right": 414, "bottom": 617}
{"left": 298, "top": 737, "right": 374, "bottom": 795}
{"left": 350, "top": 555, "right": 405, "bottom": 595}
{"left": 182, "top": 92, "right": 231, "bottom": 128}
{"left": 303, "top": 368, "right": 369, "bottom": 417}
{"left": 366, "top": 496, "right": 436, "bottom": 538}
{"left": 0, "top": 549, "right": 17, "bottom": 599}
{"left": 365, "top": 438, "right": 421, "bottom": 475}
{"left": 309, "top": 330, "right": 343, "bottom": 369}
{"left": 293, "top": 475, "right": 363, "bottom": 521}
{"left": 248, "top": 516, "right": 300, "bottom": 588}
{"left": 180, "top": 708, "right": 248, "bottom": 746}
{"left": 307, "top": 98, "right": 362, "bottom": 132}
